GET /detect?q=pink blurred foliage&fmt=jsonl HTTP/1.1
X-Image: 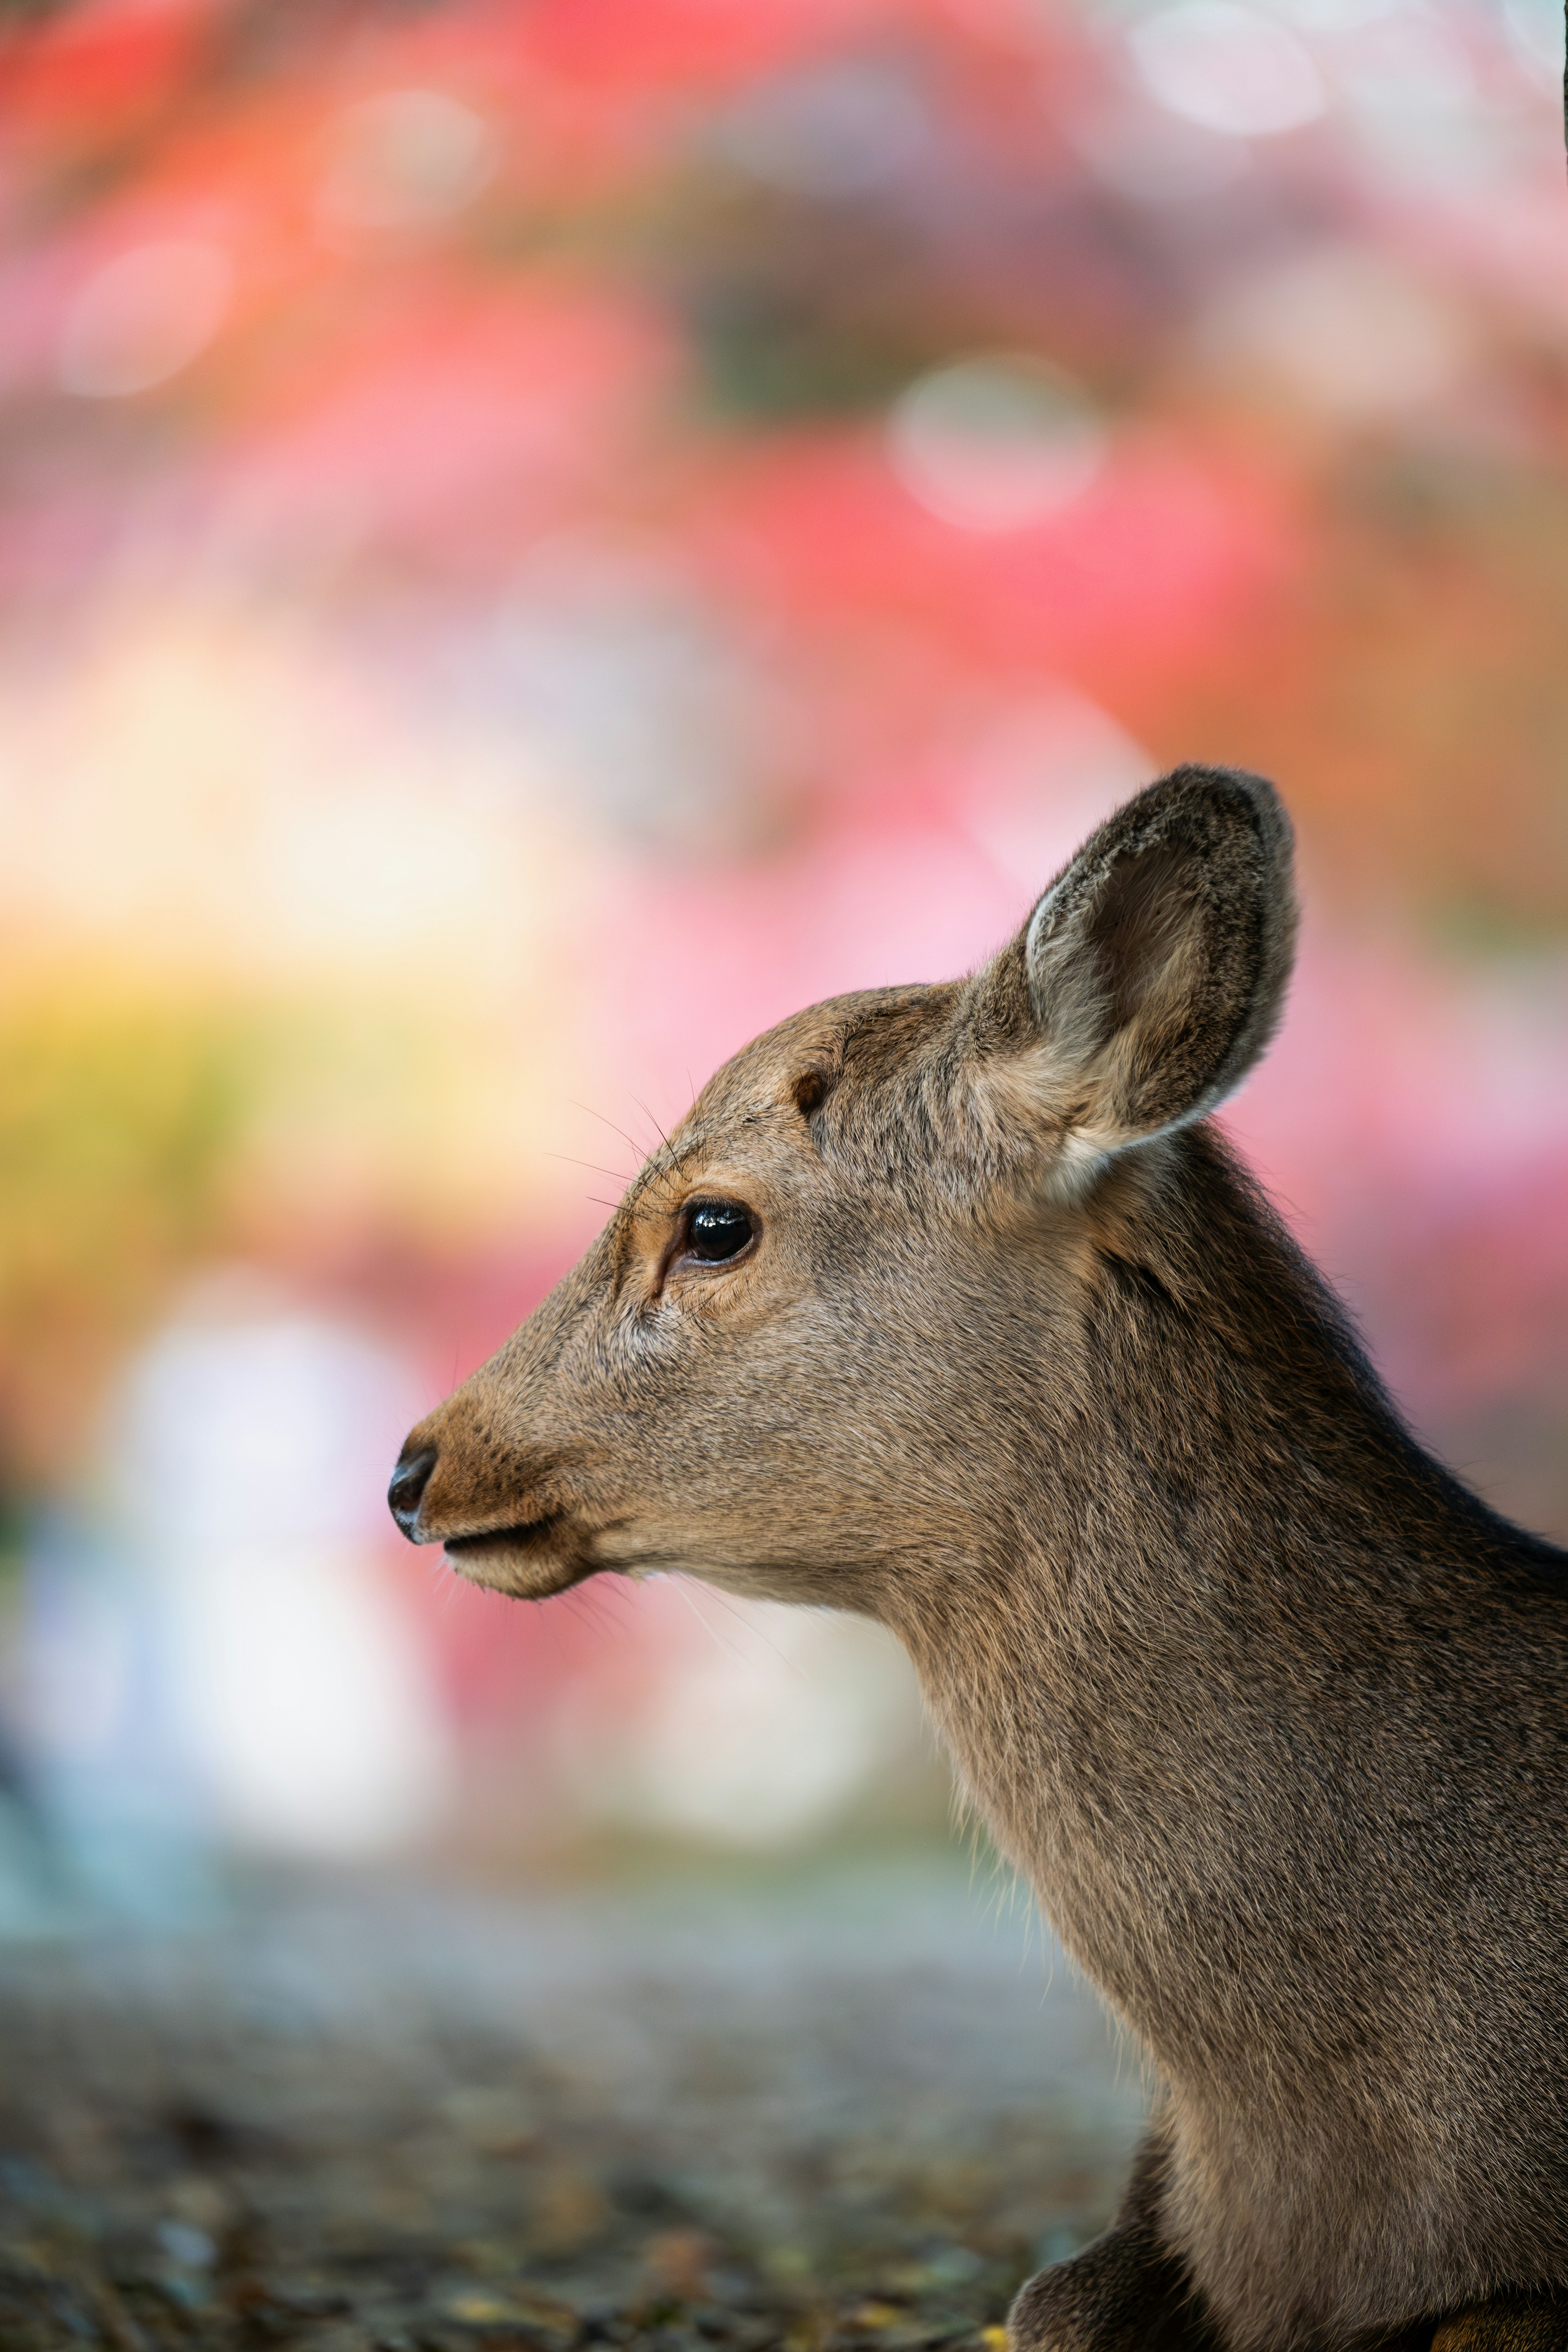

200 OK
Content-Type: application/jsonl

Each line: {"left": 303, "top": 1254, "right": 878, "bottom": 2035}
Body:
{"left": 682, "top": 434, "right": 1297, "bottom": 690}
{"left": 217, "top": 284, "right": 677, "bottom": 573}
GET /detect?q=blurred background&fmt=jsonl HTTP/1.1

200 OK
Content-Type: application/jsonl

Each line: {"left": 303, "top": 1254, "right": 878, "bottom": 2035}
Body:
{"left": 0, "top": 0, "right": 1566, "bottom": 1923}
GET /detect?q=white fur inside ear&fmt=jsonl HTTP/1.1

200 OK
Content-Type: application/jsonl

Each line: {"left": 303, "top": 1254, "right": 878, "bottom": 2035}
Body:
{"left": 1001, "top": 860, "right": 1232, "bottom": 1191}
{"left": 1045, "top": 1121, "right": 1122, "bottom": 1203}
{"left": 1024, "top": 876, "right": 1114, "bottom": 1076}
{"left": 1022, "top": 879, "right": 1061, "bottom": 973}
{"left": 963, "top": 1038, "right": 1138, "bottom": 1206}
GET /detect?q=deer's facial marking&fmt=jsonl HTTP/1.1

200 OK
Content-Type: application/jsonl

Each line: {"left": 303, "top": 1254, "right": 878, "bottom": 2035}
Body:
{"left": 793, "top": 1069, "right": 830, "bottom": 1119}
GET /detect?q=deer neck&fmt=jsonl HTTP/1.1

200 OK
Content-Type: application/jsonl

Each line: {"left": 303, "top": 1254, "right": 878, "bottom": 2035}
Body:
{"left": 884, "top": 1124, "right": 1495, "bottom": 2082}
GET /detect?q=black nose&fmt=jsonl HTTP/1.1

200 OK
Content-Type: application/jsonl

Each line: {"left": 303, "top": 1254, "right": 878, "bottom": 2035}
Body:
{"left": 388, "top": 1445, "right": 437, "bottom": 1539}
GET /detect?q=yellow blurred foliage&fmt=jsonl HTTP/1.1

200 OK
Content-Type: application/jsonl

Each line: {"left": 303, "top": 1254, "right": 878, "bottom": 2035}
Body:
{"left": 0, "top": 969, "right": 258, "bottom": 1484}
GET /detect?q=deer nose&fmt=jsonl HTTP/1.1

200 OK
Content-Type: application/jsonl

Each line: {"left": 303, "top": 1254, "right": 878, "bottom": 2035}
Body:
{"left": 388, "top": 1444, "right": 438, "bottom": 1541}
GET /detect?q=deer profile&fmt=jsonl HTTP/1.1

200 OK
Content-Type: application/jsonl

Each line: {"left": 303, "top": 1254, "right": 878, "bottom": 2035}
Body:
{"left": 390, "top": 767, "right": 1568, "bottom": 2352}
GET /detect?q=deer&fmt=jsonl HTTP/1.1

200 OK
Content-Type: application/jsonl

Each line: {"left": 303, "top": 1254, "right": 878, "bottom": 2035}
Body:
{"left": 389, "top": 766, "right": 1568, "bottom": 2352}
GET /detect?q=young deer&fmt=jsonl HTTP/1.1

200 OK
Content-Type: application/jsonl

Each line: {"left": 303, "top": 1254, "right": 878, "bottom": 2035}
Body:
{"left": 390, "top": 768, "right": 1568, "bottom": 2352}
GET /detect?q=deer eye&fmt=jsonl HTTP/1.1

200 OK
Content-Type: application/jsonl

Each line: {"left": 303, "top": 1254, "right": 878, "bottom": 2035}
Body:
{"left": 684, "top": 1200, "right": 755, "bottom": 1263}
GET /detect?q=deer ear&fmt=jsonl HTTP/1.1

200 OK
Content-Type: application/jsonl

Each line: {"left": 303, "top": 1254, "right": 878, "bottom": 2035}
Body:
{"left": 1007, "top": 764, "right": 1296, "bottom": 1167}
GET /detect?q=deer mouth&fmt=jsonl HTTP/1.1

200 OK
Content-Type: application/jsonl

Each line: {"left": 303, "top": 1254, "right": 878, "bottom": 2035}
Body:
{"left": 443, "top": 1513, "right": 591, "bottom": 1600}
{"left": 445, "top": 1512, "right": 560, "bottom": 1556}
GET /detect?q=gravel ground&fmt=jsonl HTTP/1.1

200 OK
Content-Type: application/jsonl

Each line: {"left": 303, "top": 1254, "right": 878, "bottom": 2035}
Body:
{"left": 0, "top": 1851, "right": 1146, "bottom": 2352}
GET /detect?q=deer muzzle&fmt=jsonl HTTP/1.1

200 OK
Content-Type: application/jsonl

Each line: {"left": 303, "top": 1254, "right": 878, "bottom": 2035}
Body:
{"left": 387, "top": 1412, "right": 598, "bottom": 1600}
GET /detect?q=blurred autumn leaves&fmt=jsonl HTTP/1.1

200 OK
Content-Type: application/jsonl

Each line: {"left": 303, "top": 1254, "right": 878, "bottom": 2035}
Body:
{"left": 0, "top": 982, "right": 253, "bottom": 1485}
{"left": 0, "top": 0, "right": 1565, "bottom": 1516}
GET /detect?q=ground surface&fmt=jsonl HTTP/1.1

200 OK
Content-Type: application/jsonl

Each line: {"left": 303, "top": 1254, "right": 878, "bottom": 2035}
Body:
{"left": 0, "top": 1851, "right": 1145, "bottom": 2352}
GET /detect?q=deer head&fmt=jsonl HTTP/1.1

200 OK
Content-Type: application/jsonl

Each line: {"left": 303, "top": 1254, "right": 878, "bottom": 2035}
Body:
{"left": 388, "top": 764, "right": 1296, "bottom": 1624}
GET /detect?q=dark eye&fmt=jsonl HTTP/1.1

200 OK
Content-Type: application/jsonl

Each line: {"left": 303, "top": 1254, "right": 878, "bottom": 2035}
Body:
{"left": 685, "top": 1201, "right": 756, "bottom": 1264}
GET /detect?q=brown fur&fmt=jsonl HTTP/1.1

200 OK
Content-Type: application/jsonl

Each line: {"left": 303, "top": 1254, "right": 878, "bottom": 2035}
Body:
{"left": 392, "top": 766, "right": 1568, "bottom": 2352}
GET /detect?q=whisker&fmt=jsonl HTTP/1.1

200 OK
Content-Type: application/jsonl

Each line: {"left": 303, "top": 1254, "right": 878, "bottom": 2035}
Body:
{"left": 633, "top": 1094, "right": 675, "bottom": 1158}
{"left": 669, "top": 1575, "right": 753, "bottom": 1669}
{"left": 566, "top": 1098, "right": 646, "bottom": 1164}
{"left": 547, "top": 1152, "right": 634, "bottom": 1184}
{"left": 685, "top": 1578, "right": 811, "bottom": 1680}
